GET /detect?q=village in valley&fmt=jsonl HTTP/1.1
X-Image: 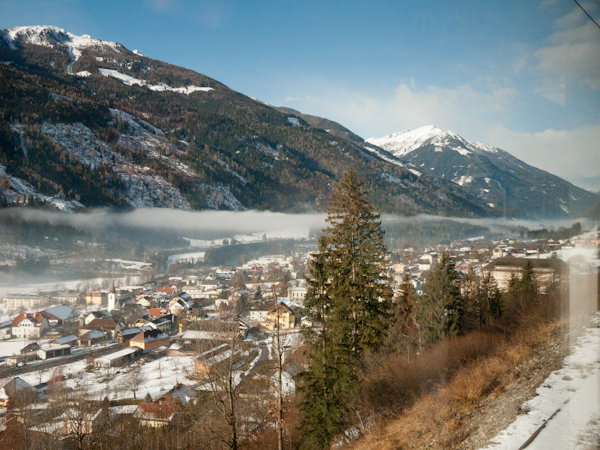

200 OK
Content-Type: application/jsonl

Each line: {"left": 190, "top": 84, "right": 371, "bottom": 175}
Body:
{"left": 0, "top": 224, "right": 598, "bottom": 444}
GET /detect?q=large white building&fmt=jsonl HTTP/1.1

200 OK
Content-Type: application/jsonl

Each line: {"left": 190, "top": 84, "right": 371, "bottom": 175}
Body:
{"left": 11, "top": 313, "right": 49, "bottom": 338}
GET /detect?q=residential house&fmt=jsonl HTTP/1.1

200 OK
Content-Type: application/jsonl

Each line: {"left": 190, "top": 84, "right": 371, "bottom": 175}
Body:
{"left": 84, "top": 318, "right": 117, "bottom": 335}
{"left": 61, "top": 408, "right": 104, "bottom": 436}
{"left": 265, "top": 303, "right": 296, "bottom": 330}
{"left": 0, "top": 320, "right": 12, "bottom": 339}
{"left": 116, "top": 326, "right": 150, "bottom": 344}
{"left": 199, "top": 279, "right": 220, "bottom": 291}
{"left": 180, "top": 286, "right": 205, "bottom": 299}
{"left": 81, "top": 311, "right": 113, "bottom": 326}
{"left": 417, "top": 252, "right": 438, "bottom": 271}
{"left": 193, "top": 346, "right": 233, "bottom": 378}
{"left": 49, "top": 335, "right": 78, "bottom": 347}
{"left": 148, "top": 308, "right": 170, "bottom": 318}
{"left": 133, "top": 403, "right": 180, "bottom": 427}
{"left": 12, "top": 313, "right": 50, "bottom": 338}
{"left": 156, "top": 383, "right": 197, "bottom": 405}
{"left": 145, "top": 315, "right": 173, "bottom": 333}
{"left": 129, "top": 329, "right": 170, "bottom": 351}
{"left": 41, "top": 305, "right": 80, "bottom": 327}
{"left": 169, "top": 297, "right": 195, "bottom": 316}
{"left": 0, "top": 377, "right": 37, "bottom": 406}
{"left": 78, "top": 329, "right": 105, "bottom": 347}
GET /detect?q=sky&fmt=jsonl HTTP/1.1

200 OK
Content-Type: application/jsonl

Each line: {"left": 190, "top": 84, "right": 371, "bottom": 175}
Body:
{"left": 1, "top": 0, "right": 599, "bottom": 181}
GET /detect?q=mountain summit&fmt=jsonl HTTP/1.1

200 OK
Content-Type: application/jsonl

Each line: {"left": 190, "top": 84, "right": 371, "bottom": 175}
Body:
{"left": 367, "top": 126, "right": 598, "bottom": 218}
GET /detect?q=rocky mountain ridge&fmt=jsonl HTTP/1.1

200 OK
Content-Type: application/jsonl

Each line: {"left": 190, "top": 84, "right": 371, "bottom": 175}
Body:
{"left": 0, "top": 25, "right": 594, "bottom": 218}
{"left": 367, "top": 125, "right": 599, "bottom": 218}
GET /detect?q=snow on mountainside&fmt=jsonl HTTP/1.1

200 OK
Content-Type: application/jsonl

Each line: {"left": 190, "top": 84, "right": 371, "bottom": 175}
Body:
{"left": 367, "top": 125, "right": 600, "bottom": 218}
{"left": 4, "top": 25, "right": 122, "bottom": 74}
{"left": 366, "top": 125, "right": 496, "bottom": 157}
{"left": 98, "top": 68, "right": 213, "bottom": 95}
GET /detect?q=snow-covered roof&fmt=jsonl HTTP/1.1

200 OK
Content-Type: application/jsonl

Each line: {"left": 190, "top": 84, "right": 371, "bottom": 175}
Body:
{"left": 44, "top": 305, "right": 80, "bottom": 320}
{"left": 51, "top": 335, "right": 77, "bottom": 345}
{"left": 96, "top": 347, "right": 140, "bottom": 362}
{"left": 82, "top": 329, "right": 104, "bottom": 339}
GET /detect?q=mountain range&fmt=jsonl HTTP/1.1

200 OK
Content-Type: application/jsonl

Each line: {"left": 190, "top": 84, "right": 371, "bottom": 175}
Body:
{"left": 0, "top": 25, "right": 597, "bottom": 219}
{"left": 366, "top": 126, "right": 599, "bottom": 218}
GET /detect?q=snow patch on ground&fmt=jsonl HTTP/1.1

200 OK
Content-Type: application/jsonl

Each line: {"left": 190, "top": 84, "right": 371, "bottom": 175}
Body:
{"left": 199, "top": 183, "right": 243, "bottom": 210}
{"left": 99, "top": 68, "right": 213, "bottom": 95}
{"left": 217, "top": 160, "right": 248, "bottom": 184}
{"left": 41, "top": 122, "right": 123, "bottom": 167}
{"left": 287, "top": 117, "right": 301, "bottom": 126}
{"left": 168, "top": 251, "right": 206, "bottom": 267}
{"left": 453, "top": 175, "right": 474, "bottom": 186}
{"left": 0, "top": 164, "right": 83, "bottom": 212}
{"left": 118, "top": 168, "right": 191, "bottom": 210}
{"left": 380, "top": 173, "right": 406, "bottom": 187}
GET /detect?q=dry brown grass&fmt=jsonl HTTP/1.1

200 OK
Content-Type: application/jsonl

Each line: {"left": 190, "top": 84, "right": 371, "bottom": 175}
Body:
{"left": 350, "top": 317, "right": 567, "bottom": 450}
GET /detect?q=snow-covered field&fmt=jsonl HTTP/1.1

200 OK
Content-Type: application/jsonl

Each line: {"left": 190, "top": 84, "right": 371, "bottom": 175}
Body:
{"left": 167, "top": 251, "right": 205, "bottom": 267}
{"left": 482, "top": 312, "right": 600, "bottom": 450}
{"left": 0, "top": 275, "right": 144, "bottom": 298}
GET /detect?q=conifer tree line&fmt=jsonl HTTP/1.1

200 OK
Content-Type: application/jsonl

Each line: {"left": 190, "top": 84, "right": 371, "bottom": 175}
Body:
{"left": 298, "top": 171, "right": 547, "bottom": 449}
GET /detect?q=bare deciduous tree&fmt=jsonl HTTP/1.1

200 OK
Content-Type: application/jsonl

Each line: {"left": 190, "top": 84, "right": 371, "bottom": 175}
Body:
{"left": 122, "top": 367, "right": 146, "bottom": 399}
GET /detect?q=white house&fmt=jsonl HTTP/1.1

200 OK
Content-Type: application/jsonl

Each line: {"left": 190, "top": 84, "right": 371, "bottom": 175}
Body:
{"left": 11, "top": 313, "right": 49, "bottom": 339}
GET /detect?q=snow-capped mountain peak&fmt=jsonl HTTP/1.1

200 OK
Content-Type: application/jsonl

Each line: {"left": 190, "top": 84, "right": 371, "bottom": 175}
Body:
{"left": 366, "top": 125, "right": 501, "bottom": 158}
{"left": 5, "top": 25, "right": 121, "bottom": 52}
{"left": 366, "top": 125, "right": 473, "bottom": 157}
{"left": 3, "top": 25, "right": 122, "bottom": 74}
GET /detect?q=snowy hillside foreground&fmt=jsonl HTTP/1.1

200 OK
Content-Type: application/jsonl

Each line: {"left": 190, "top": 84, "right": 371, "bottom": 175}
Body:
{"left": 98, "top": 68, "right": 214, "bottom": 95}
{"left": 366, "top": 125, "right": 499, "bottom": 158}
{"left": 3, "top": 25, "right": 123, "bottom": 74}
{"left": 481, "top": 312, "right": 600, "bottom": 450}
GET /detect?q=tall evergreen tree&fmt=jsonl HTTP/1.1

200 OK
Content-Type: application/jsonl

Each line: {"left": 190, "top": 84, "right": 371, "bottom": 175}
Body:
{"left": 417, "top": 253, "right": 463, "bottom": 345}
{"left": 298, "top": 171, "right": 392, "bottom": 449}
{"left": 386, "top": 273, "right": 421, "bottom": 358}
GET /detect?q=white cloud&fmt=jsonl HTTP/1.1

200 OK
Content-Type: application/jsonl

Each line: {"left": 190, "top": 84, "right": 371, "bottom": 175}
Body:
{"left": 536, "top": 7, "right": 600, "bottom": 89}
{"left": 282, "top": 79, "right": 517, "bottom": 141}
{"left": 482, "top": 123, "right": 600, "bottom": 179}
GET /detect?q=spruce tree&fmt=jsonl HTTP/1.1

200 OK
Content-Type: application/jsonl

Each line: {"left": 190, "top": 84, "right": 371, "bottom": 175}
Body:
{"left": 417, "top": 253, "right": 462, "bottom": 345}
{"left": 387, "top": 273, "right": 420, "bottom": 358}
{"left": 298, "top": 171, "right": 392, "bottom": 449}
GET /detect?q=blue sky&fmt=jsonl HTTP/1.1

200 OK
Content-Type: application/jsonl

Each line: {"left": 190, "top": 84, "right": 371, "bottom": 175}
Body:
{"left": 1, "top": 0, "right": 599, "bottom": 180}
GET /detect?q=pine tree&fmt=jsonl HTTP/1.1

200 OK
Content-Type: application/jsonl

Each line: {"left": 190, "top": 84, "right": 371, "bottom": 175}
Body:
{"left": 417, "top": 253, "right": 462, "bottom": 345}
{"left": 298, "top": 171, "right": 392, "bottom": 449}
{"left": 321, "top": 170, "right": 392, "bottom": 355}
{"left": 386, "top": 274, "right": 420, "bottom": 358}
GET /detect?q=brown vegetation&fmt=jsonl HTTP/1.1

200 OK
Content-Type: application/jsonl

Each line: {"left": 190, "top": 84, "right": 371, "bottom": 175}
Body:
{"left": 347, "top": 286, "right": 579, "bottom": 450}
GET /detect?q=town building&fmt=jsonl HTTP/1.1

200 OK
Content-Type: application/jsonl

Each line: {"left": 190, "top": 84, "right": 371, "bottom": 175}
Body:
{"left": 482, "top": 257, "right": 567, "bottom": 292}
